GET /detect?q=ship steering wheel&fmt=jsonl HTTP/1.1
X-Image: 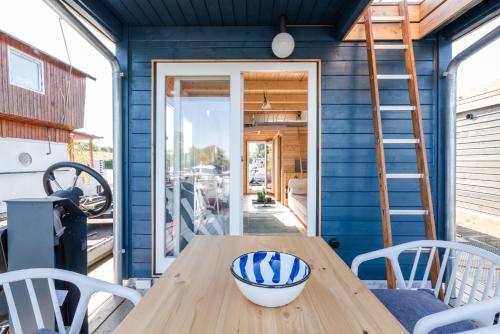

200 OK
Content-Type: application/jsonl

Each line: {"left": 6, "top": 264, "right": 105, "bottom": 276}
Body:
{"left": 43, "top": 161, "right": 113, "bottom": 217}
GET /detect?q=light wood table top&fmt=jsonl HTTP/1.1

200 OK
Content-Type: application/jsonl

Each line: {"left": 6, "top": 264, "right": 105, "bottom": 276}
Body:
{"left": 115, "top": 236, "right": 407, "bottom": 333}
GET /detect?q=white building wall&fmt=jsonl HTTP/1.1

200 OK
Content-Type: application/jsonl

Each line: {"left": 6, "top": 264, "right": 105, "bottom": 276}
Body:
{"left": 0, "top": 138, "right": 69, "bottom": 214}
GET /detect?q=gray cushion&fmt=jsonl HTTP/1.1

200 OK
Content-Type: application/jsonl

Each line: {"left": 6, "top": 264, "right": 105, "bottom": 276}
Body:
{"left": 372, "top": 289, "right": 478, "bottom": 334}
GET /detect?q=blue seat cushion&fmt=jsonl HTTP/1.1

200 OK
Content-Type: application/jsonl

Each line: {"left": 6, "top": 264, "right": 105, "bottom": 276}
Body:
{"left": 372, "top": 289, "right": 478, "bottom": 334}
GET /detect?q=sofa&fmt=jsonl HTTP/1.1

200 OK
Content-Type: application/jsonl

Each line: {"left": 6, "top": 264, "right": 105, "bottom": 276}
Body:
{"left": 287, "top": 178, "right": 307, "bottom": 224}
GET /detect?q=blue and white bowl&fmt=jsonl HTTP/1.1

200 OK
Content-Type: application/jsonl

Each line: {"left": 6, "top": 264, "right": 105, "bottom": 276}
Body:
{"left": 230, "top": 251, "right": 311, "bottom": 307}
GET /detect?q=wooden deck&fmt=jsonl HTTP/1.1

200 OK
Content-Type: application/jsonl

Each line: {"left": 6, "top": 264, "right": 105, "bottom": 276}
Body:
{"left": 90, "top": 297, "right": 134, "bottom": 334}
{"left": 88, "top": 256, "right": 138, "bottom": 333}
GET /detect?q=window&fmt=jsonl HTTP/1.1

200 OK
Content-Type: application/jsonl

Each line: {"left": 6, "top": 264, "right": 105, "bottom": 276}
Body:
{"left": 8, "top": 47, "right": 45, "bottom": 94}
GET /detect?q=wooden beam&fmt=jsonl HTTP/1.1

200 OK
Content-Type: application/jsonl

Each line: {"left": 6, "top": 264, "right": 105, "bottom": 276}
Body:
{"left": 420, "top": 0, "right": 446, "bottom": 20}
{"left": 0, "top": 112, "right": 76, "bottom": 131}
{"left": 362, "top": 5, "right": 421, "bottom": 22}
{"left": 345, "top": 22, "right": 420, "bottom": 40}
{"left": 244, "top": 81, "right": 308, "bottom": 92}
{"left": 89, "top": 139, "right": 94, "bottom": 167}
{"left": 244, "top": 126, "right": 307, "bottom": 133}
{"left": 344, "top": 0, "right": 482, "bottom": 41}
{"left": 244, "top": 94, "right": 308, "bottom": 103}
{"left": 345, "top": 4, "right": 420, "bottom": 41}
{"left": 439, "top": 0, "right": 500, "bottom": 40}
{"left": 419, "top": 0, "right": 483, "bottom": 38}
{"left": 244, "top": 103, "right": 307, "bottom": 111}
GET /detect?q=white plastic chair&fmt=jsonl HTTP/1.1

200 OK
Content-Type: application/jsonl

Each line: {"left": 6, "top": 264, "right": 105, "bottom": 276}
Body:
{"left": 0, "top": 268, "right": 142, "bottom": 334}
{"left": 413, "top": 296, "right": 500, "bottom": 334}
{"left": 351, "top": 240, "right": 500, "bottom": 333}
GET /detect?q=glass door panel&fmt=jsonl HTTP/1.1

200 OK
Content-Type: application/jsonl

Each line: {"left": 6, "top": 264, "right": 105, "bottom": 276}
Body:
{"left": 164, "top": 77, "right": 231, "bottom": 257}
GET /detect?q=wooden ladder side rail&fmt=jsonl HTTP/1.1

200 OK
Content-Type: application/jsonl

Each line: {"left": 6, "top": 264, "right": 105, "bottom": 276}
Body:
{"left": 399, "top": 0, "right": 443, "bottom": 298}
{"left": 364, "top": 8, "right": 397, "bottom": 289}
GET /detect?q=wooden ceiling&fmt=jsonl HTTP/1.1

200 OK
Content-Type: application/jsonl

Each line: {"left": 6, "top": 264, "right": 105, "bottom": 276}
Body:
{"left": 345, "top": 0, "right": 482, "bottom": 40}
{"left": 244, "top": 126, "right": 307, "bottom": 141}
{"left": 164, "top": 73, "right": 309, "bottom": 124}
{"left": 243, "top": 72, "right": 308, "bottom": 124}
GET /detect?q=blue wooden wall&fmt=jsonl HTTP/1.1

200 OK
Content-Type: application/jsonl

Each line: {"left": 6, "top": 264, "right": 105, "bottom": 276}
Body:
{"left": 120, "top": 26, "right": 442, "bottom": 278}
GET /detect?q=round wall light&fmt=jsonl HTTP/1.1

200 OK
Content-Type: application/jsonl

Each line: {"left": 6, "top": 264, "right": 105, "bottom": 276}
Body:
{"left": 272, "top": 16, "right": 295, "bottom": 58}
{"left": 272, "top": 32, "right": 295, "bottom": 58}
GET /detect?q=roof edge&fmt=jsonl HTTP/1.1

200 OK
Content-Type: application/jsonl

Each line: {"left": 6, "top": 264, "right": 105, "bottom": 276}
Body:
{"left": 0, "top": 29, "right": 96, "bottom": 81}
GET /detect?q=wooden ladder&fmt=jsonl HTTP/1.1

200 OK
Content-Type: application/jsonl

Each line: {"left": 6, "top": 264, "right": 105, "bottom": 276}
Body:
{"left": 364, "top": 0, "right": 441, "bottom": 290}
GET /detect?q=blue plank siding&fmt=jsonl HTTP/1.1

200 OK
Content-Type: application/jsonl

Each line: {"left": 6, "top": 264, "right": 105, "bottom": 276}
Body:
{"left": 122, "top": 26, "right": 441, "bottom": 278}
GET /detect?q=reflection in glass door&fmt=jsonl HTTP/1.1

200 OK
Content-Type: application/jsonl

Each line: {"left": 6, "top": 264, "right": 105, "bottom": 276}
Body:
{"left": 164, "top": 77, "right": 231, "bottom": 257}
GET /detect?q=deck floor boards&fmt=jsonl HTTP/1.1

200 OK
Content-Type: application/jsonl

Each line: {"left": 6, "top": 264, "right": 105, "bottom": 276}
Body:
{"left": 91, "top": 298, "right": 134, "bottom": 334}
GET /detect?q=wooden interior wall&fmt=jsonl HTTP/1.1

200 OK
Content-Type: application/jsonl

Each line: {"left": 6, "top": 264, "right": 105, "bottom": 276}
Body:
{"left": 0, "top": 118, "right": 71, "bottom": 143}
{"left": 243, "top": 72, "right": 308, "bottom": 124}
{"left": 243, "top": 127, "right": 307, "bottom": 197}
{"left": 282, "top": 129, "right": 308, "bottom": 173}
{"left": 0, "top": 32, "right": 87, "bottom": 132}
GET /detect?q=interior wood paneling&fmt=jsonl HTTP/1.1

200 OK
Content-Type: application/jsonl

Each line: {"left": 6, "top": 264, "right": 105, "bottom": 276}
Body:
{"left": 243, "top": 126, "right": 307, "bottom": 197}
{"left": 243, "top": 72, "right": 308, "bottom": 123}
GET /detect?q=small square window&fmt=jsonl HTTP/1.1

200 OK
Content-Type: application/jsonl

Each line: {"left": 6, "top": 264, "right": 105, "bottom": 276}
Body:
{"left": 8, "top": 47, "right": 45, "bottom": 94}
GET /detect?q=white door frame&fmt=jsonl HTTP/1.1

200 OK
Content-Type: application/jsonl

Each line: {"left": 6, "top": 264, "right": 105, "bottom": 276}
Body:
{"left": 153, "top": 61, "right": 318, "bottom": 274}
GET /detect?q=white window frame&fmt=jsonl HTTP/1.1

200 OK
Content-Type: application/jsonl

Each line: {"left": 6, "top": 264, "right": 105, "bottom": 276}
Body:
{"left": 153, "top": 61, "right": 319, "bottom": 274}
{"left": 7, "top": 46, "right": 45, "bottom": 94}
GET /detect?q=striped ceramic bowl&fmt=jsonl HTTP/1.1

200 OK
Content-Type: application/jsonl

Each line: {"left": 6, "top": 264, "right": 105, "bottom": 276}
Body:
{"left": 230, "top": 251, "right": 311, "bottom": 307}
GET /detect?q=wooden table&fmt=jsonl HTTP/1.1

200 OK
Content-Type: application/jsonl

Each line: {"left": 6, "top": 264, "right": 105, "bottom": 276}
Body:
{"left": 115, "top": 236, "right": 407, "bottom": 333}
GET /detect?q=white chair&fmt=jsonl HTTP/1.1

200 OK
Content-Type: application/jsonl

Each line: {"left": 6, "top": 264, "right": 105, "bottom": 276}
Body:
{"left": 0, "top": 268, "right": 142, "bottom": 334}
{"left": 413, "top": 296, "right": 500, "bottom": 334}
{"left": 351, "top": 240, "right": 500, "bottom": 333}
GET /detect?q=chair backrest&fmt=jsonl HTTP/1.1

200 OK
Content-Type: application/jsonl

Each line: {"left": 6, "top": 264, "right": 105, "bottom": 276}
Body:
{"left": 380, "top": 240, "right": 499, "bottom": 306}
{"left": 0, "top": 268, "right": 142, "bottom": 334}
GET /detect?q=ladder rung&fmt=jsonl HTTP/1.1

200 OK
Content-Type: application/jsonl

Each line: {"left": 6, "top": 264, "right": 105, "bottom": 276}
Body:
{"left": 377, "top": 74, "right": 412, "bottom": 80}
{"left": 386, "top": 173, "right": 424, "bottom": 179}
{"left": 374, "top": 44, "right": 408, "bottom": 50}
{"left": 383, "top": 138, "right": 420, "bottom": 144}
{"left": 380, "top": 105, "right": 416, "bottom": 111}
{"left": 371, "top": 16, "right": 404, "bottom": 23}
{"left": 390, "top": 209, "right": 428, "bottom": 215}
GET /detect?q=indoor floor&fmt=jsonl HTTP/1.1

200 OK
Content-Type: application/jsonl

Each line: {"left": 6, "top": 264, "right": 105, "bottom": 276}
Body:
{"left": 242, "top": 195, "right": 305, "bottom": 235}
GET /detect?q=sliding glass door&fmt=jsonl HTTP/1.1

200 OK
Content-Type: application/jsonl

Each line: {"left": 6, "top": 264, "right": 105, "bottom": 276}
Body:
{"left": 154, "top": 62, "right": 318, "bottom": 274}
